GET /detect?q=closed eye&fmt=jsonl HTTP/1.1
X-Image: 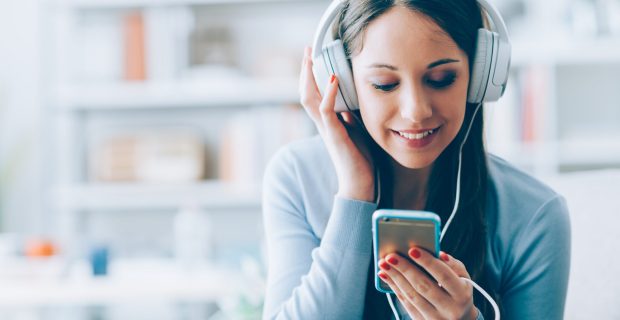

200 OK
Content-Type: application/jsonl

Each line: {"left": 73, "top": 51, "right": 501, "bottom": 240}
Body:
{"left": 426, "top": 74, "right": 456, "bottom": 89}
{"left": 372, "top": 83, "right": 399, "bottom": 92}
{"left": 371, "top": 74, "right": 457, "bottom": 92}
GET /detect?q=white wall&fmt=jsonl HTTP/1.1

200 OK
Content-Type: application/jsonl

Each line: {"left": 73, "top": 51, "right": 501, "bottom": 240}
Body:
{"left": 0, "top": 0, "right": 46, "bottom": 234}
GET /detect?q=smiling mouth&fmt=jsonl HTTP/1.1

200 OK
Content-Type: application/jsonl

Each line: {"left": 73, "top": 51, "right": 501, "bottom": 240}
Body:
{"left": 394, "top": 126, "right": 441, "bottom": 140}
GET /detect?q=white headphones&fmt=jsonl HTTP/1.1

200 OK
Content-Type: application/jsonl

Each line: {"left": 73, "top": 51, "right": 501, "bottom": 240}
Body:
{"left": 311, "top": 0, "right": 512, "bottom": 112}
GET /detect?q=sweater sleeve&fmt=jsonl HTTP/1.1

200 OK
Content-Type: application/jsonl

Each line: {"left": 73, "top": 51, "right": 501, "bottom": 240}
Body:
{"left": 500, "top": 195, "right": 571, "bottom": 320}
{"left": 261, "top": 148, "right": 378, "bottom": 320}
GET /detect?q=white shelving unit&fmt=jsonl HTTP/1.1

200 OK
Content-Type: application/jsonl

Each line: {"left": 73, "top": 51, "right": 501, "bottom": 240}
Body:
{"left": 0, "top": 259, "right": 239, "bottom": 307}
{"left": 44, "top": 0, "right": 325, "bottom": 230}
{"left": 511, "top": 35, "right": 620, "bottom": 67}
{"left": 40, "top": 0, "right": 325, "bottom": 313}
{"left": 486, "top": 33, "right": 620, "bottom": 176}
{"left": 53, "top": 181, "right": 262, "bottom": 211}
{"left": 56, "top": 77, "right": 299, "bottom": 110}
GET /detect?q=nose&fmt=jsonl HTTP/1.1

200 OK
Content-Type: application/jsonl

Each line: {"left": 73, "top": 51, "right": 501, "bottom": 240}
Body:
{"left": 399, "top": 81, "right": 432, "bottom": 122}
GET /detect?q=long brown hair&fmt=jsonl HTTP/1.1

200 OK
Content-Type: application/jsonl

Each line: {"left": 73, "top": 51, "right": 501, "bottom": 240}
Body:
{"left": 336, "top": 0, "right": 499, "bottom": 317}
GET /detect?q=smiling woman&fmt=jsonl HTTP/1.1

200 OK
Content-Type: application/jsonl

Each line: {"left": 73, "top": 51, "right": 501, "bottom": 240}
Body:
{"left": 262, "top": 0, "right": 570, "bottom": 319}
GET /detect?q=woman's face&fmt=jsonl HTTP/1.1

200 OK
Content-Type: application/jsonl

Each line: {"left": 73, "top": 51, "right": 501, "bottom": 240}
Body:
{"left": 351, "top": 6, "right": 470, "bottom": 169}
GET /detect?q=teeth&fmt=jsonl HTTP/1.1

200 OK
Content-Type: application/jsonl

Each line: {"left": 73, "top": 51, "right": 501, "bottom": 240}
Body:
{"left": 398, "top": 128, "right": 436, "bottom": 140}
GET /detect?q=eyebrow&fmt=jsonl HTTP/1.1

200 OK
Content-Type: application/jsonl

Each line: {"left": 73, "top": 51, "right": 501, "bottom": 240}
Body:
{"left": 367, "top": 58, "right": 460, "bottom": 70}
{"left": 428, "top": 58, "right": 460, "bottom": 69}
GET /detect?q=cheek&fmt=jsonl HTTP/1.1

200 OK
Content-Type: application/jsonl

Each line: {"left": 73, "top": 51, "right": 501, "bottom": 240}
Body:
{"left": 359, "top": 103, "right": 387, "bottom": 143}
{"left": 434, "top": 82, "right": 469, "bottom": 130}
{"left": 356, "top": 85, "right": 382, "bottom": 119}
{"left": 357, "top": 92, "right": 395, "bottom": 138}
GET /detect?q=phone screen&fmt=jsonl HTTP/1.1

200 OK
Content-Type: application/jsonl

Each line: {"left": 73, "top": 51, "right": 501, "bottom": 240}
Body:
{"left": 375, "top": 215, "right": 439, "bottom": 292}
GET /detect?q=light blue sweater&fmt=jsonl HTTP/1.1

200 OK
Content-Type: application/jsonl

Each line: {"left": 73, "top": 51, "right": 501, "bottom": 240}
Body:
{"left": 262, "top": 136, "right": 571, "bottom": 320}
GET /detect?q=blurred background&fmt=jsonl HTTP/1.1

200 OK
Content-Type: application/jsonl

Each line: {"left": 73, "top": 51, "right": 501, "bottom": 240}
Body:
{"left": 0, "top": 0, "right": 618, "bottom": 319}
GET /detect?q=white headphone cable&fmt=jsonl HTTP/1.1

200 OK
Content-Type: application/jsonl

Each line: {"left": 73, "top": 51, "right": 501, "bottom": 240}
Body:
{"left": 384, "top": 103, "right": 500, "bottom": 320}
{"left": 441, "top": 102, "right": 482, "bottom": 242}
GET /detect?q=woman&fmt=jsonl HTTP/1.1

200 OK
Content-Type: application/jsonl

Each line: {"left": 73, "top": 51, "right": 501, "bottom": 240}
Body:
{"left": 262, "top": 0, "right": 571, "bottom": 319}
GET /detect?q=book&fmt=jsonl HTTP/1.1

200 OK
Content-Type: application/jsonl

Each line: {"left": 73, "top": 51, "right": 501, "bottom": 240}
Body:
{"left": 124, "top": 12, "right": 147, "bottom": 81}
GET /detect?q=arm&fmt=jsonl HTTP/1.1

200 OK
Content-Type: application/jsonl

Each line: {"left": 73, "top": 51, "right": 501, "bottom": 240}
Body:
{"left": 261, "top": 149, "right": 377, "bottom": 320}
{"left": 500, "top": 196, "right": 571, "bottom": 320}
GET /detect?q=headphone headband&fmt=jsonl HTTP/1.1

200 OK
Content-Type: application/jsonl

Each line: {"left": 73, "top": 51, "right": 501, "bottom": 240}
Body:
{"left": 313, "top": 0, "right": 510, "bottom": 56}
{"left": 311, "top": 0, "right": 512, "bottom": 110}
{"left": 477, "top": 0, "right": 510, "bottom": 41}
{"left": 311, "top": 0, "right": 346, "bottom": 61}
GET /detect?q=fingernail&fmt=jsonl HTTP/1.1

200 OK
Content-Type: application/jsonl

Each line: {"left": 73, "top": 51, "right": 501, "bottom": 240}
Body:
{"left": 386, "top": 256, "right": 398, "bottom": 265}
{"left": 378, "top": 272, "right": 388, "bottom": 280}
{"left": 330, "top": 74, "right": 336, "bottom": 84}
{"left": 379, "top": 260, "right": 391, "bottom": 271}
{"left": 441, "top": 252, "right": 449, "bottom": 262}
{"left": 409, "top": 248, "right": 421, "bottom": 259}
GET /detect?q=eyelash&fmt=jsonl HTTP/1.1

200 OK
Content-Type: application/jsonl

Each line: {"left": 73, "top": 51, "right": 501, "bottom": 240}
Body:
{"left": 428, "top": 75, "right": 457, "bottom": 89}
{"left": 372, "top": 75, "right": 457, "bottom": 92}
{"left": 372, "top": 83, "right": 399, "bottom": 92}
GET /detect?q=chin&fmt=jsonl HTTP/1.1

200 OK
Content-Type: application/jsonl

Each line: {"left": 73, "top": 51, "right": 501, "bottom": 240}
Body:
{"left": 388, "top": 151, "right": 438, "bottom": 170}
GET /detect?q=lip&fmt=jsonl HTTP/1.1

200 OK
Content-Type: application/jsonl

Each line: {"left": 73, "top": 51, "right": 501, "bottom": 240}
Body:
{"left": 391, "top": 126, "right": 441, "bottom": 149}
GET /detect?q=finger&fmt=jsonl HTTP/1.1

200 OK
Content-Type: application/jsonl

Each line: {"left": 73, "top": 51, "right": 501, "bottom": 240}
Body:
{"left": 319, "top": 75, "right": 349, "bottom": 141}
{"left": 440, "top": 251, "right": 470, "bottom": 279}
{"left": 299, "top": 46, "right": 309, "bottom": 72}
{"left": 298, "top": 49, "right": 307, "bottom": 97}
{"left": 382, "top": 255, "right": 441, "bottom": 319}
{"left": 378, "top": 270, "right": 424, "bottom": 319}
{"left": 304, "top": 46, "right": 321, "bottom": 95}
{"left": 299, "top": 46, "right": 324, "bottom": 128}
{"left": 407, "top": 247, "right": 467, "bottom": 296}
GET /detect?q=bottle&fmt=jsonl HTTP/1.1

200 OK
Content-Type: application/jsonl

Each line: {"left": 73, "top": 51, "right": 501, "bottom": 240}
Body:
{"left": 173, "top": 202, "right": 213, "bottom": 270}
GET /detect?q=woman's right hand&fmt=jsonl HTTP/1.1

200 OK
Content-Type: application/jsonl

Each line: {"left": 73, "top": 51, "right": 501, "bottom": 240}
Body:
{"left": 299, "top": 46, "right": 375, "bottom": 202}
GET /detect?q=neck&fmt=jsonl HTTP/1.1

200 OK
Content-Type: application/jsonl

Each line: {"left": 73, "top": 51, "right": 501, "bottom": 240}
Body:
{"left": 388, "top": 157, "right": 433, "bottom": 210}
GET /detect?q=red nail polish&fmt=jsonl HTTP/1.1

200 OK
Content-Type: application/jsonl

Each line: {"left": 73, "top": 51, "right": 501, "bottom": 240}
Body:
{"left": 378, "top": 272, "right": 388, "bottom": 280}
{"left": 329, "top": 74, "right": 336, "bottom": 83}
{"left": 387, "top": 256, "right": 398, "bottom": 265}
{"left": 441, "top": 252, "right": 449, "bottom": 262}
{"left": 379, "top": 260, "right": 391, "bottom": 271}
{"left": 409, "top": 249, "right": 421, "bottom": 259}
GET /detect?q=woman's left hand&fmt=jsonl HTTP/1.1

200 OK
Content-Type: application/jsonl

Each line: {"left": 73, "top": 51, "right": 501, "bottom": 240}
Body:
{"left": 377, "top": 248, "right": 479, "bottom": 320}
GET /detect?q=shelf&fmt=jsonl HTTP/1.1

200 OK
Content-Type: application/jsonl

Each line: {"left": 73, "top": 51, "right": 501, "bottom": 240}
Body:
{"left": 0, "top": 258, "right": 239, "bottom": 307}
{"left": 55, "top": 78, "right": 300, "bottom": 111}
{"left": 559, "top": 137, "right": 620, "bottom": 166}
{"left": 512, "top": 35, "right": 620, "bottom": 66}
{"left": 52, "top": 0, "right": 322, "bottom": 10}
{"left": 52, "top": 181, "right": 262, "bottom": 210}
{"left": 489, "top": 137, "right": 620, "bottom": 169}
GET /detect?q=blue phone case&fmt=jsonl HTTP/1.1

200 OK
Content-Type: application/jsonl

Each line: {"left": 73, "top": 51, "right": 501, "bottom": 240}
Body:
{"left": 371, "top": 209, "right": 441, "bottom": 294}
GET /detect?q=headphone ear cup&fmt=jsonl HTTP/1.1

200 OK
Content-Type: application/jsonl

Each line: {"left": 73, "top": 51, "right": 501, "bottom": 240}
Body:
{"left": 324, "top": 40, "right": 359, "bottom": 112}
{"left": 467, "top": 28, "right": 495, "bottom": 104}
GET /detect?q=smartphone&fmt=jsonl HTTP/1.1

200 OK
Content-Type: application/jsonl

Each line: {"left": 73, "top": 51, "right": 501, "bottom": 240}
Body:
{"left": 372, "top": 209, "right": 441, "bottom": 293}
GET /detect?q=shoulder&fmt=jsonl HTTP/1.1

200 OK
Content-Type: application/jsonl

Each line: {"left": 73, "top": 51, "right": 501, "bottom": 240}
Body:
{"left": 485, "top": 154, "right": 571, "bottom": 287}
{"left": 263, "top": 135, "right": 338, "bottom": 235}
{"left": 487, "top": 154, "right": 560, "bottom": 204}
{"left": 264, "top": 135, "right": 333, "bottom": 186}
{"left": 487, "top": 155, "right": 571, "bottom": 297}
{"left": 486, "top": 154, "right": 569, "bottom": 223}
{"left": 486, "top": 153, "right": 570, "bottom": 235}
